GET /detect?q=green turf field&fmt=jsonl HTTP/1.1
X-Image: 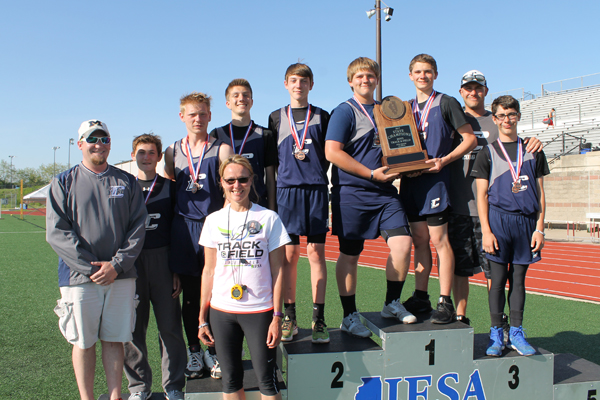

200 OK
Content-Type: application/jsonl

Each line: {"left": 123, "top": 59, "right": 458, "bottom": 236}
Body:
{"left": 1, "top": 215, "right": 598, "bottom": 398}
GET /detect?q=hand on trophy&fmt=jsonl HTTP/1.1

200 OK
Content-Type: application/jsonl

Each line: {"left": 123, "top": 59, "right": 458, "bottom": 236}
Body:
{"left": 373, "top": 166, "right": 399, "bottom": 182}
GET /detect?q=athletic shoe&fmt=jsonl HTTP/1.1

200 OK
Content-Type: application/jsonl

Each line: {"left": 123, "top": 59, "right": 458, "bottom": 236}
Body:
{"left": 402, "top": 292, "right": 433, "bottom": 314}
{"left": 312, "top": 319, "right": 330, "bottom": 344}
{"left": 203, "top": 349, "right": 221, "bottom": 379}
{"left": 340, "top": 312, "right": 372, "bottom": 338}
{"left": 129, "top": 392, "right": 152, "bottom": 400}
{"left": 185, "top": 349, "right": 204, "bottom": 379}
{"left": 430, "top": 298, "right": 456, "bottom": 324}
{"left": 501, "top": 313, "right": 510, "bottom": 343}
{"left": 164, "top": 389, "right": 184, "bottom": 400}
{"left": 381, "top": 300, "right": 417, "bottom": 324}
{"left": 456, "top": 315, "right": 471, "bottom": 325}
{"left": 281, "top": 316, "right": 298, "bottom": 342}
{"left": 486, "top": 326, "right": 505, "bottom": 356}
{"left": 508, "top": 326, "right": 535, "bottom": 356}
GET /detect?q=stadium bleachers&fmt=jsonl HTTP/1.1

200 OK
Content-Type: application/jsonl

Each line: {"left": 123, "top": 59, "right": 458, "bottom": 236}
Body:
{"left": 509, "top": 85, "right": 600, "bottom": 160}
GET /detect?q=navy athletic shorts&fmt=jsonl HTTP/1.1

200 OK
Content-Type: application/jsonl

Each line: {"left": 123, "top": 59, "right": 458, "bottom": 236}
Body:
{"left": 277, "top": 185, "right": 329, "bottom": 237}
{"left": 485, "top": 206, "right": 541, "bottom": 265}
{"left": 331, "top": 190, "right": 409, "bottom": 240}
{"left": 169, "top": 214, "right": 205, "bottom": 276}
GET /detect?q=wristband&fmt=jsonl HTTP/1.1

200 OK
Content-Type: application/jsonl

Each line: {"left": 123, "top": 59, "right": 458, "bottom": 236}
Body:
{"left": 198, "top": 322, "right": 209, "bottom": 329}
{"left": 534, "top": 229, "right": 545, "bottom": 237}
{"left": 273, "top": 311, "right": 284, "bottom": 318}
{"left": 370, "top": 170, "right": 374, "bottom": 181}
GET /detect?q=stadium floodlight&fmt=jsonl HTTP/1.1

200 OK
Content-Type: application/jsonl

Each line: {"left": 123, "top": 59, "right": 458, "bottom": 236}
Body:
{"left": 365, "top": 0, "right": 393, "bottom": 101}
{"left": 68, "top": 138, "right": 75, "bottom": 169}
{"left": 9, "top": 155, "right": 15, "bottom": 188}
{"left": 52, "top": 146, "right": 60, "bottom": 177}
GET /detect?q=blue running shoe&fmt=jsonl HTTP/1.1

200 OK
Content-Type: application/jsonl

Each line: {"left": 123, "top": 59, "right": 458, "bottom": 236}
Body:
{"left": 486, "top": 326, "right": 505, "bottom": 356}
{"left": 508, "top": 326, "right": 535, "bottom": 356}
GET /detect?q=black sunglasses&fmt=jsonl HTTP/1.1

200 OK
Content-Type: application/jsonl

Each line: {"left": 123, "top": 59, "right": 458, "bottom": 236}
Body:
{"left": 84, "top": 136, "right": 111, "bottom": 144}
{"left": 223, "top": 176, "right": 251, "bottom": 185}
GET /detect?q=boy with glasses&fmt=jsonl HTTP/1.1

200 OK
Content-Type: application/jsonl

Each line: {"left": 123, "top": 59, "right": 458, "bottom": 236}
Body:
{"left": 449, "top": 71, "right": 542, "bottom": 325}
{"left": 325, "top": 57, "right": 416, "bottom": 338}
{"left": 268, "top": 63, "right": 331, "bottom": 343}
{"left": 471, "top": 95, "right": 549, "bottom": 356}
{"left": 400, "top": 54, "right": 477, "bottom": 324}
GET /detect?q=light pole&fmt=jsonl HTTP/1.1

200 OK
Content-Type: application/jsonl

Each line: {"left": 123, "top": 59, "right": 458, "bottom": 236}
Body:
{"left": 366, "top": 1, "right": 394, "bottom": 102}
{"left": 68, "top": 138, "right": 75, "bottom": 169}
{"left": 52, "top": 146, "right": 60, "bottom": 177}
{"left": 8, "top": 155, "right": 15, "bottom": 188}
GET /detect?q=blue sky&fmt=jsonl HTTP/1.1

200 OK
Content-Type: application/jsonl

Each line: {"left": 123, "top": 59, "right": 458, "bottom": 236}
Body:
{"left": 2, "top": 0, "right": 599, "bottom": 170}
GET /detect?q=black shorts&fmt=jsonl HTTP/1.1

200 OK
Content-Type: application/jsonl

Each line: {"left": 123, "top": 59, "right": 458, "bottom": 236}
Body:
{"left": 210, "top": 308, "right": 279, "bottom": 396}
{"left": 288, "top": 233, "right": 327, "bottom": 246}
{"left": 448, "top": 212, "right": 490, "bottom": 278}
{"left": 407, "top": 209, "right": 449, "bottom": 227}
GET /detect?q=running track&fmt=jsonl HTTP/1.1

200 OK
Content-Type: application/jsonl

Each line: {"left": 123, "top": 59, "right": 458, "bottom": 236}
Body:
{"left": 299, "top": 233, "right": 600, "bottom": 304}
{"left": 6, "top": 210, "right": 598, "bottom": 303}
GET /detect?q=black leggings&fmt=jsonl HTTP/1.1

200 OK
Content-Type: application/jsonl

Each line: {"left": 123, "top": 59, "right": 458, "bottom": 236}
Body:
{"left": 488, "top": 261, "right": 528, "bottom": 328}
{"left": 209, "top": 308, "right": 279, "bottom": 396}
{"left": 180, "top": 274, "right": 201, "bottom": 347}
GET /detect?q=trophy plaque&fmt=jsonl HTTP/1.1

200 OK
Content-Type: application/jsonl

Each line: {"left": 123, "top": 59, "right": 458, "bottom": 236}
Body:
{"left": 373, "top": 96, "right": 430, "bottom": 174}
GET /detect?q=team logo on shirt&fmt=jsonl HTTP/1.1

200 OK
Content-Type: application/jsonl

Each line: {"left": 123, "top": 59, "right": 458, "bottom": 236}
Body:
{"left": 145, "top": 213, "right": 160, "bottom": 230}
{"left": 109, "top": 186, "right": 125, "bottom": 198}
{"left": 431, "top": 198, "right": 440, "bottom": 209}
{"left": 247, "top": 220, "right": 262, "bottom": 234}
{"left": 241, "top": 153, "right": 254, "bottom": 159}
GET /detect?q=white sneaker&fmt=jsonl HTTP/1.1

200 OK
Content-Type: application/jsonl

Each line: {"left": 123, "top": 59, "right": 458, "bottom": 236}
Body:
{"left": 185, "top": 349, "right": 204, "bottom": 379}
{"left": 381, "top": 300, "right": 417, "bottom": 324}
{"left": 129, "top": 392, "right": 152, "bottom": 400}
{"left": 203, "top": 349, "right": 222, "bottom": 379}
{"left": 340, "top": 312, "right": 372, "bottom": 338}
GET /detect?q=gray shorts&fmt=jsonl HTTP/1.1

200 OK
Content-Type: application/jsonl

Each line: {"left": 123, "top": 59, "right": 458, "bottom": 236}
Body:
{"left": 55, "top": 278, "right": 137, "bottom": 349}
{"left": 448, "top": 213, "right": 490, "bottom": 279}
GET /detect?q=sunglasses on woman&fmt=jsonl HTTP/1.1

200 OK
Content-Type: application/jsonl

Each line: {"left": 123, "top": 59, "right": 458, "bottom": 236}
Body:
{"left": 223, "top": 176, "right": 251, "bottom": 185}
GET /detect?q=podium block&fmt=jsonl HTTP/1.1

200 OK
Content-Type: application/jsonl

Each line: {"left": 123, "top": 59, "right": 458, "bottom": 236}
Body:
{"left": 280, "top": 328, "right": 384, "bottom": 400}
{"left": 553, "top": 353, "right": 600, "bottom": 400}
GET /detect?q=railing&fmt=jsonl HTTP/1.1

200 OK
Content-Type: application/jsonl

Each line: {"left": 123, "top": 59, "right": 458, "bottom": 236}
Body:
{"left": 541, "top": 73, "right": 600, "bottom": 96}
{"left": 544, "top": 132, "right": 587, "bottom": 164}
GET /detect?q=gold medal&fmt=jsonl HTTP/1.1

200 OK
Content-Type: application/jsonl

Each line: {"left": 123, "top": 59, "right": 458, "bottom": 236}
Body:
{"left": 231, "top": 284, "right": 245, "bottom": 300}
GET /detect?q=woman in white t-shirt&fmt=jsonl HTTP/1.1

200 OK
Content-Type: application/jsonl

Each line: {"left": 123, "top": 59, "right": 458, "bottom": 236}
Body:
{"left": 198, "top": 154, "right": 289, "bottom": 400}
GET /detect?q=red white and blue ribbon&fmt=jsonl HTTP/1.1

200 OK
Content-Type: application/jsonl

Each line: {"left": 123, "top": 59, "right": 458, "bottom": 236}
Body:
{"left": 496, "top": 137, "right": 523, "bottom": 185}
{"left": 352, "top": 96, "right": 377, "bottom": 134}
{"left": 287, "top": 105, "right": 312, "bottom": 151}
{"left": 413, "top": 90, "right": 437, "bottom": 132}
{"left": 229, "top": 122, "right": 253, "bottom": 155}
{"left": 185, "top": 137, "right": 207, "bottom": 184}
{"left": 137, "top": 175, "right": 158, "bottom": 204}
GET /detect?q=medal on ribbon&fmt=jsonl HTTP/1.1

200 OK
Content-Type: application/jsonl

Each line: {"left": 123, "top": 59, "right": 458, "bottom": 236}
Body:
{"left": 412, "top": 90, "right": 437, "bottom": 141}
{"left": 496, "top": 138, "right": 523, "bottom": 194}
{"left": 185, "top": 138, "right": 207, "bottom": 194}
{"left": 288, "top": 106, "right": 312, "bottom": 160}
{"left": 137, "top": 175, "right": 158, "bottom": 204}
{"left": 229, "top": 122, "right": 253, "bottom": 155}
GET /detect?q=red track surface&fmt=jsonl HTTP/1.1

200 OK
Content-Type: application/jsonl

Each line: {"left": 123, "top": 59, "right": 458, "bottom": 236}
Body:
{"left": 299, "top": 233, "right": 600, "bottom": 303}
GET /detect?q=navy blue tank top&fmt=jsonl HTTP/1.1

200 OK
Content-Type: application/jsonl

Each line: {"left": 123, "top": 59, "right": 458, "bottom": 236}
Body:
{"left": 173, "top": 136, "right": 224, "bottom": 220}
{"left": 276, "top": 105, "right": 328, "bottom": 187}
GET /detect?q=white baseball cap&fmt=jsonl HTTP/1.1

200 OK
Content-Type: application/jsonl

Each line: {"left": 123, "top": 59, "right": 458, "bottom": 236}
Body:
{"left": 78, "top": 120, "right": 110, "bottom": 141}
{"left": 461, "top": 70, "right": 487, "bottom": 87}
